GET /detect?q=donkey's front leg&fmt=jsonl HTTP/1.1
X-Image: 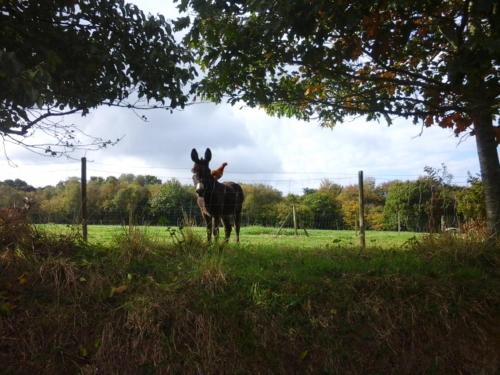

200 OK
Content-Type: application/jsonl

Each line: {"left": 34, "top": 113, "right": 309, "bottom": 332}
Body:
{"left": 204, "top": 213, "right": 212, "bottom": 242}
{"left": 212, "top": 216, "right": 220, "bottom": 241}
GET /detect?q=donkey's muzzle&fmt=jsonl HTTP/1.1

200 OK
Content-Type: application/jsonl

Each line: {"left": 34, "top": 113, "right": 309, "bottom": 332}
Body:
{"left": 195, "top": 182, "right": 204, "bottom": 196}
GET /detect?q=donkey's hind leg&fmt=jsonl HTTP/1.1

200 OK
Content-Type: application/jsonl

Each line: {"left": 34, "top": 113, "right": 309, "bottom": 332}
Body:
{"left": 234, "top": 211, "right": 242, "bottom": 243}
{"left": 222, "top": 215, "right": 232, "bottom": 242}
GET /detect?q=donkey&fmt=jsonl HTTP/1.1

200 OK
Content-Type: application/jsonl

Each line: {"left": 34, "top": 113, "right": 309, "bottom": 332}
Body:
{"left": 191, "top": 148, "right": 244, "bottom": 242}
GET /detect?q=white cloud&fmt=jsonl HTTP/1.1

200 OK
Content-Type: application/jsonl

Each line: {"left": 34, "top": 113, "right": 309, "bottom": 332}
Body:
{"left": 230, "top": 107, "right": 480, "bottom": 189}
{"left": 0, "top": 101, "right": 483, "bottom": 193}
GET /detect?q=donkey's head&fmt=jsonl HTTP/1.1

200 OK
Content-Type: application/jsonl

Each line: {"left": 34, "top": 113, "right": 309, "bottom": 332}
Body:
{"left": 191, "top": 148, "right": 213, "bottom": 196}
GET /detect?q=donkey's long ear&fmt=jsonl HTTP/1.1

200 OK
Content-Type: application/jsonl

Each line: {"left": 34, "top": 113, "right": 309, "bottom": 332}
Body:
{"left": 191, "top": 148, "right": 199, "bottom": 163}
{"left": 204, "top": 148, "right": 212, "bottom": 163}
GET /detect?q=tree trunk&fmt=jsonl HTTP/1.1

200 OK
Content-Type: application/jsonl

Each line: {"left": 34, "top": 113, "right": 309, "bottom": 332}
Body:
{"left": 473, "top": 112, "right": 500, "bottom": 238}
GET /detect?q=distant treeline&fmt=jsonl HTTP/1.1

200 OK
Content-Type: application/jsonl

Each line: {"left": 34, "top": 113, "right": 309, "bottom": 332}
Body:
{"left": 0, "top": 165, "right": 486, "bottom": 231}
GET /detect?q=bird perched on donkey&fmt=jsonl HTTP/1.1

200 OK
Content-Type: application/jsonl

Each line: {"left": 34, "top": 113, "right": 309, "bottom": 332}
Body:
{"left": 211, "top": 162, "right": 228, "bottom": 180}
{"left": 191, "top": 148, "right": 244, "bottom": 242}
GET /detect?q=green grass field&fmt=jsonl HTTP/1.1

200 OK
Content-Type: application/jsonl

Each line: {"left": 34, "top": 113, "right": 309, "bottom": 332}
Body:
{"left": 39, "top": 224, "right": 420, "bottom": 249}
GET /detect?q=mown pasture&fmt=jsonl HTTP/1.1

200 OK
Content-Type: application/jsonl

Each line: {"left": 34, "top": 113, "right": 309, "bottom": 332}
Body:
{"left": 39, "top": 224, "right": 420, "bottom": 248}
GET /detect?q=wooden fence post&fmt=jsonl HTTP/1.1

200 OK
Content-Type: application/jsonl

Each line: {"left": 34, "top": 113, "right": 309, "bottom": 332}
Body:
{"left": 81, "top": 157, "right": 87, "bottom": 242}
{"left": 292, "top": 204, "right": 298, "bottom": 236}
{"left": 397, "top": 210, "right": 401, "bottom": 233}
{"left": 358, "top": 170, "right": 366, "bottom": 251}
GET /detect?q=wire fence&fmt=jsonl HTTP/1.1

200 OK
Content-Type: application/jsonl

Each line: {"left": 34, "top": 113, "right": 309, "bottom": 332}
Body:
{"left": 0, "top": 159, "right": 477, "bottom": 233}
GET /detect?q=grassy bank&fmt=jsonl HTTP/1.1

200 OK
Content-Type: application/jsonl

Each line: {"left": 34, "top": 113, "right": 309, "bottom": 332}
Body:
{"left": 1, "top": 226, "right": 499, "bottom": 374}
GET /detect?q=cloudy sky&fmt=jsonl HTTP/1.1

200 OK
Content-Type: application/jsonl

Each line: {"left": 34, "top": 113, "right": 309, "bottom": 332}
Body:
{"left": 0, "top": 0, "right": 486, "bottom": 194}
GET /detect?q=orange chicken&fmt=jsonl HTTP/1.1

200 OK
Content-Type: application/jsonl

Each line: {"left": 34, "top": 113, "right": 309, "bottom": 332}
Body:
{"left": 211, "top": 162, "right": 228, "bottom": 180}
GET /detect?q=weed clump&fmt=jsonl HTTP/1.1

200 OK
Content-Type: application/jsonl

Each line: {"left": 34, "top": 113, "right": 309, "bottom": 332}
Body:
{"left": 0, "top": 210, "right": 32, "bottom": 250}
{"left": 114, "top": 227, "right": 162, "bottom": 263}
{"left": 408, "top": 232, "right": 500, "bottom": 270}
{"left": 167, "top": 226, "right": 208, "bottom": 257}
{"left": 195, "top": 253, "right": 227, "bottom": 295}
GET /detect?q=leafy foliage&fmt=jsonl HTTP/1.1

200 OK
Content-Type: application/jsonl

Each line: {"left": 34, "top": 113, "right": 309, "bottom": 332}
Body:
{"left": 383, "top": 169, "right": 460, "bottom": 232}
{"left": 241, "top": 184, "right": 283, "bottom": 225}
{"left": 179, "top": 0, "right": 498, "bottom": 132}
{"left": 456, "top": 174, "right": 486, "bottom": 221}
{"left": 149, "top": 179, "right": 197, "bottom": 225}
{"left": 337, "top": 179, "right": 385, "bottom": 230}
{"left": 0, "top": 0, "right": 195, "bottom": 154}
{"left": 303, "top": 189, "right": 343, "bottom": 229}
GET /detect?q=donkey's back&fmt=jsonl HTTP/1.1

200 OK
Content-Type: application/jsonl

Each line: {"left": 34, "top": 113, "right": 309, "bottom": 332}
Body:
{"left": 219, "top": 181, "right": 244, "bottom": 216}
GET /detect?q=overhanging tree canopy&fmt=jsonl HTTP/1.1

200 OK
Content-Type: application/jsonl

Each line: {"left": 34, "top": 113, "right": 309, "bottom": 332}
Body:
{"left": 177, "top": 0, "right": 500, "bottom": 235}
{"left": 0, "top": 0, "right": 195, "bottom": 154}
